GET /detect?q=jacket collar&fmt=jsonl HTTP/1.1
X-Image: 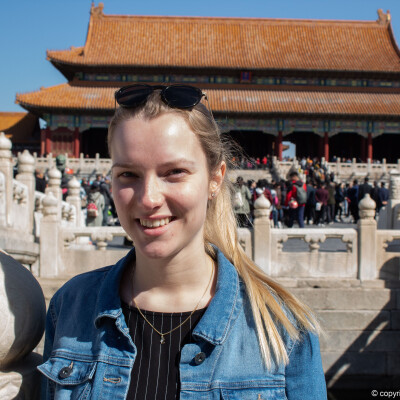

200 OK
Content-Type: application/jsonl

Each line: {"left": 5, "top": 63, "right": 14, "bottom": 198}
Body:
{"left": 93, "top": 247, "right": 242, "bottom": 346}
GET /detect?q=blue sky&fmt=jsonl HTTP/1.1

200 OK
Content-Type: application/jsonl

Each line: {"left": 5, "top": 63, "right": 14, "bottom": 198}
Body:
{"left": 1, "top": 0, "right": 400, "bottom": 112}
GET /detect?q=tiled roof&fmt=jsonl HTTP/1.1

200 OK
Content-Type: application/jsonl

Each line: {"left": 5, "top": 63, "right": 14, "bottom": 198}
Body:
{"left": 0, "top": 112, "right": 39, "bottom": 143}
{"left": 46, "top": 6, "right": 400, "bottom": 73}
{"left": 0, "top": 112, "right": 28, "bottom": 131}
{"left": 16, "top": 84, "right": 400, "bottom": 118}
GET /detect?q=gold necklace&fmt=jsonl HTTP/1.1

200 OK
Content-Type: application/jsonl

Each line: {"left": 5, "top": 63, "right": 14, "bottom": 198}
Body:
{"left": 132, "top": 259, "right": 214, "bottom": 344}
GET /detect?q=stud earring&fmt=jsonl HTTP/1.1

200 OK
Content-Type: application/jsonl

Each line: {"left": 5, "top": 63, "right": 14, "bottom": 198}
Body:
{"left": 211, "top": 192, "right": 216, "bottom": 198}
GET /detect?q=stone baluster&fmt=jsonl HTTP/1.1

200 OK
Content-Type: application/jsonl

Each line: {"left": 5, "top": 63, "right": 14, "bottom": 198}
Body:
{"left": 39, "top": 192, "right": 60, "bottom": 277}
{"left": 336, "top": 157, "right": 341, "bottom": 177}
{"left": 79, "top": 153, "right": 84, "bottom": 171}
{"left": 352, "top": 158, "right": 357, "bottom": 175}
{"left": 0, "top": 251, "right": 45, "bottom": 399}
{"left": 66, "top": 176, "right": 83, "bottom": 227}
{"left": 95, "top": 153, "right": 100, "bottom": 171}
{"left": 253, "top": 194, "right": 271, "bottom": 274}
{"left": 0, "top": 133, "right": 13, "bottom": 227}
{"left": 16, "top": 150, "right": 35, "bottom": 233}
{"left": 357, "top": 193, "right": 377, "bottom": 280}
{"left": 45, "top": 166, "right": 62, "bottom": 202}
{"left": 46, "top": 152, "right": 53, "bottom": 169}
{"left": 389, "top": 170, "right": 400, "bottom": 229}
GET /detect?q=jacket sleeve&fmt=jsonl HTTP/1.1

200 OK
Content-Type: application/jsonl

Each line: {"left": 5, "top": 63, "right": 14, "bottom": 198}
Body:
{"left": 40, "top": 299, "right": 58, "bottom": 400}
{"left": 285, "top": 331, "right": 327, "bottom": 399}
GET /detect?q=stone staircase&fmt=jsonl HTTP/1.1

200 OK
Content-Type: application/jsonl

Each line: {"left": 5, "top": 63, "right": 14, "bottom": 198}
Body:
{"left": 284, "top": 278, "right": 400, "bottom": 395}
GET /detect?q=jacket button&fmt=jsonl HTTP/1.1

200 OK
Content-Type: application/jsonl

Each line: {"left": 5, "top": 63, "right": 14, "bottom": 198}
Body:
{"left": 59, "top": 366, "right": 73, "bottom": 379}
{"left": 194, "top": 352, "right": 206, "bottom": 365}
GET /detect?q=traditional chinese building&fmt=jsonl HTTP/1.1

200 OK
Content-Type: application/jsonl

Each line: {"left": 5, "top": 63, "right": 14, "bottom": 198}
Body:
{"left": 0, "top": 112, "right": 40, "bottom": 154}
{"left": 16, "top": 4, "right": 400, "bottom": 162}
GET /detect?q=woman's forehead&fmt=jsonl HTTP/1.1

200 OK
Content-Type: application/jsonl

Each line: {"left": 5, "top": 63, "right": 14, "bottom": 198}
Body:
{"left": 110, "top": 113, "right": 206, "bottom": 165}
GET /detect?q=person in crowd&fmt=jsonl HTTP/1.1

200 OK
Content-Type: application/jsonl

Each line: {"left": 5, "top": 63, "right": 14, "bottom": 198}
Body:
{"left": 315, "top": 182, "right": 329, "bottom": 226}
{"left": 358, "top": 177, "right": 372, "bottom": 202}
{"left": 326, "top": 180, "right": 336, "bottom": 224}
{"left": 80, "top": 177, "right": 91, "bottom": 195}
{"left": 34, "top": 169, "right": 47, "bottom": 193}
{"left": 334, "top": 182, "right": 345, "bottom": 222}
{"left": 234, "top": 176, "right": 252, "bottom": 227}
{"left": 348, "top": 179, "right": 359, "bottom": 223}
{"left": 40, "top": 84, "right": 326, "bottom": 399}
{"left": 100, "top": 175, "right": 114, "bottom": 226}
{"left": 285, "top": 171, "right": 307, "bottom": 228}
{"left": 377, "top": 182, "right": 389, "bottom": 213}
{"left": 305, "top": 178, "right": 316, "bottom": 225}
{"left": 86, "top": 181, "right": 105, "bottom": 227}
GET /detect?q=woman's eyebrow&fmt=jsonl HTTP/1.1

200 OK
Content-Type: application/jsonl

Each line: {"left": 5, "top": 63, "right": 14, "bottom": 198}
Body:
{"left": 111, "top": 159, "right": 197, "bottom": 169}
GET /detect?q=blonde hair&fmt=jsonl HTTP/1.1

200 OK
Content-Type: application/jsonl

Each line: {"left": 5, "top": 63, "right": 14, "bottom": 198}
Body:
{"left": 108, "top": 92, "right": 320, "bottom": 369}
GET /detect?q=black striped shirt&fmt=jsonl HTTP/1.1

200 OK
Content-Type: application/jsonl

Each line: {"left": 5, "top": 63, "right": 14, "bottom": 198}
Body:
{"left": 122, "top": 303, "right": 206, "bottom": 400}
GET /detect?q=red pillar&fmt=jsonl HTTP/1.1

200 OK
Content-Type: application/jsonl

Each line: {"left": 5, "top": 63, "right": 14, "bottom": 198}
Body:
{"left": 367, "top": 133, "right": 373, "bottom": 161}
{"left": 275, "top": 131, "right": 283, "bottom": 161}
{"left": 45, "top": 129, "right": 52, "bottom": 155}
{"left": 360, "top": 136, "right": 366, "bottom": 162}
{"left": 318, "top": 136, "right": 324, "bottom": 159}
{"left": 324, "top": 132, "right": 329, "bottom": 161}
{"left": 73, "top": 128, "right": 80, "bottom": 158}
{"left": 40, "top": 130, "right": 46, "bottom": 156}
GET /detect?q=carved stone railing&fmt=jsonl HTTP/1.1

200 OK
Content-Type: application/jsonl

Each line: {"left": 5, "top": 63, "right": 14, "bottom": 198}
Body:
{"left": 376, "top": 230, "right": 400, "bottom": 280}
{"left": 326, "top": 158, "right": 400, "bottom": 182}
{"left": 62, "top": 226, "right": 130, "bottom": 250}
{"left": 270, "top": 228, "right": 357, "bottom": 278}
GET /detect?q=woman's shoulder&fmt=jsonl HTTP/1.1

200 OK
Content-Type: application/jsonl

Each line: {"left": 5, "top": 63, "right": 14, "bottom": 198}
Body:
{"left": 51, "top": 266, "right": 112, "bottom": 304}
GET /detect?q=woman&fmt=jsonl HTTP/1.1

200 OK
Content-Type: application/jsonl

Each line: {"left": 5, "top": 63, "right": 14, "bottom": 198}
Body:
{"left": 39, "top": 84, "right": 326, "bottom": 399}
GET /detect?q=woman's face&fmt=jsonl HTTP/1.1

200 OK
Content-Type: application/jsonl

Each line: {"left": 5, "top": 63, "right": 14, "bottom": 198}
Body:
{"left": 111, "top": 112, "right": 222, "bottom": 260}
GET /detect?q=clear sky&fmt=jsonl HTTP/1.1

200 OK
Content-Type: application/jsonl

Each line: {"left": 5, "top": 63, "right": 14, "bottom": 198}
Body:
{"left": 1, "top": 0, "right": 400, "bottom": 113}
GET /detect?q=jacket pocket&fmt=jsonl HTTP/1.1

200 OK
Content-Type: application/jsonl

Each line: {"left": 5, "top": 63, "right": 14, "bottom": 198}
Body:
{"left": 38, "top": 355, "right": 97, "bottom": 400}
{"left": 221, "top": 387, "right": 287, "bottom": 400}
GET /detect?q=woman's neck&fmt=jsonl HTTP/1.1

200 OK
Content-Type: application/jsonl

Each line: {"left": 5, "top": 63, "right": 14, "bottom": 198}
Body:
{"left": 121, "top": 245, "right": 216, "bottom": 313}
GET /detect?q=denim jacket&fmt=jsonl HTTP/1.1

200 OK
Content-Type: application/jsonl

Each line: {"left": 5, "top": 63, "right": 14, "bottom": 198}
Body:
{"left": 39, "top": 248, "right": 327, "bottom": 399}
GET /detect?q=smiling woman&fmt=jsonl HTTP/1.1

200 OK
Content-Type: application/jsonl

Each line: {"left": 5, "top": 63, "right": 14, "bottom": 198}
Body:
{"left": 38, "top": 85, "right": 327, "bottom": 400}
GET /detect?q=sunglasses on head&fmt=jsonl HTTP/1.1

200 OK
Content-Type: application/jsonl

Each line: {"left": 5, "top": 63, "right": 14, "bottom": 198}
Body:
{"left": 114, "top": 84, "right": 206, "bottom": 109}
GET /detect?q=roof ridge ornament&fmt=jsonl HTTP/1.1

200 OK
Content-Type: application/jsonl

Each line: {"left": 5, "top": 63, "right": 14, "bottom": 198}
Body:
{"left": 377, "top": 9, "right": 391, "bottom": 25}
{"left": 91, "top": 2, "right": 104, "bottom": 18}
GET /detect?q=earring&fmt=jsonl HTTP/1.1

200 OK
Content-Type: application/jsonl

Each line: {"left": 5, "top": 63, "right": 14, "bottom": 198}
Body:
{"left": 211, "top": 192, "right": 216, "bottom": 198}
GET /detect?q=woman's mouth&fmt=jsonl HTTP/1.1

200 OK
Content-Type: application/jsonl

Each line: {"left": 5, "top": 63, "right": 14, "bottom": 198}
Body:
{"left": 139, "top": 217, "right": 173, "bottom": 228}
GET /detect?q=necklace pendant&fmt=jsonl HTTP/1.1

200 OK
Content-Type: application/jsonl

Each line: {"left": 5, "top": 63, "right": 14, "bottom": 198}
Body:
{"left": 160, "top": 336, "right": 165, "bottom": 344}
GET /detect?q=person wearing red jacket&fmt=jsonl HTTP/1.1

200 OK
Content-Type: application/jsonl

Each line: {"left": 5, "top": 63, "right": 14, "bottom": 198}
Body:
{"left": 285, "top": 171, "right": 307, "bottom": 228}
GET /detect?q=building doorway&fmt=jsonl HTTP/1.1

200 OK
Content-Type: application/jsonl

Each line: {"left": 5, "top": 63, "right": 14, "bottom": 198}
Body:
{"left": 81, "top": 128, "right": 109, "bottom": 158}
{"left": 330, "top": 133, "right": 363, "bottom": 161}
{"left": 284, "top": 132, "right": 320, "bottom": 159}
{"left": 373, "top": 133, "right": 400, "bottom": 163}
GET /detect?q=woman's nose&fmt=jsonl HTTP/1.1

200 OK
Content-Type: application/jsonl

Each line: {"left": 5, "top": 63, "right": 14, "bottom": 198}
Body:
{"left": 139, "top": 176, "right": 164, "bottom": 209}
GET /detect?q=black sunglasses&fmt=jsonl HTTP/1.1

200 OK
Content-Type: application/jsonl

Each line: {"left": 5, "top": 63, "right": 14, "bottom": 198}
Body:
{"left": 114, "top": 84, "right": 206, "bottom": 109}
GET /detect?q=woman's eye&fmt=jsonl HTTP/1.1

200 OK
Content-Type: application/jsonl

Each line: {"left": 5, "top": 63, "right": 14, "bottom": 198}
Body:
{"left": 168, "top": 169, "right": 185, "bottom": 176}
{"left": 119, "top": 171, "right": 136, "bottom": 178}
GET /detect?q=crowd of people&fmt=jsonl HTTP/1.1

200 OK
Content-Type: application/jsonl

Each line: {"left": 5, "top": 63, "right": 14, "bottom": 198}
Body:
{"left": 233, "top": 169, "right": 390, "bottom": 229}
{"left": 34, "top": 154, "right": 390, "bottom": 230}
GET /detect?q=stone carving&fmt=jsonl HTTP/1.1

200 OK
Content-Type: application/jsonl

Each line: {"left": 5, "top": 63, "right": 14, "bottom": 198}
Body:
{"left": 12, "top": 181, "right": 27, "bottom": 204}
{"left": 0, "top": 172, "right": 5, "bottom": 227}
{"left": 42, "top": 192, "right": 58, "bottom": 219}
{"left": 17, "top": 150, "right": 35, "bottom": 175}
{"left": 253, "top": 194, "right": 271, "bottom": 219}
{"left": 389, "top": 170, "right": 400, "bottom": 200}
{"left": 359, "top": 193, "right": 376, "bottom": 221}
{"left": 0, "top": 132, "right": 12, "bottom": 159}
{"left": 305, "top": 233, "right": 326, "bottom": 253}
{"left": 91, "top": 231, "right": 114, "bottom": 250}
{"left": 0, "top": 250, "right": 45, "bottom": 367}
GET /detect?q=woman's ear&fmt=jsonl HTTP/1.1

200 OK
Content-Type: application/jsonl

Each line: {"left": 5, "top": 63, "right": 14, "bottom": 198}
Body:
{"left": 209, "top": 161, "right": 226, "bottom": 199}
